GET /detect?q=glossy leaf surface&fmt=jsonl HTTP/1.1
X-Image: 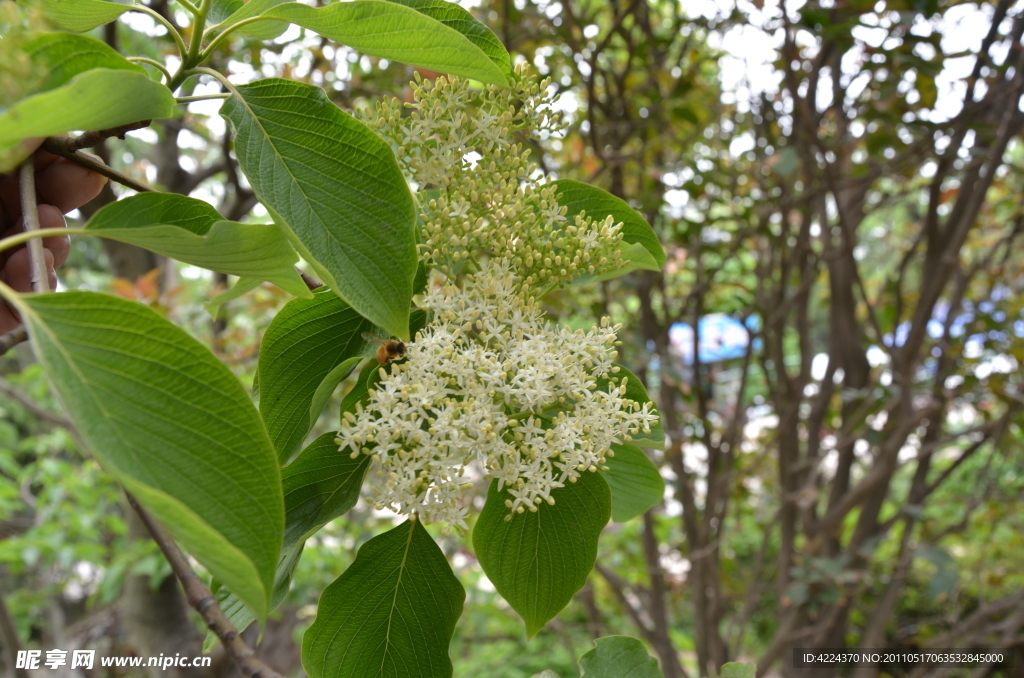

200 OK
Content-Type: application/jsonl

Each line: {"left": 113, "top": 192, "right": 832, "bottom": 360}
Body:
{"left": 281, "top": 432, "right": 370, "bottom": 549}
{"left": 257, "top": 289, "right": 380, "bottom": 462}
{"left": 302, "top": 520, "right": 465, "bottom": 678}
{"left": 473, "top": 471, "right": 610, "bottom": 638}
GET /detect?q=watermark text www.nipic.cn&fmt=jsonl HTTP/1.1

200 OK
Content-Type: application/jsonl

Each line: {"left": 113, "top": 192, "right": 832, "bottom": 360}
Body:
{"left": 16, "top": 650, "right": 213, "bottom": 671}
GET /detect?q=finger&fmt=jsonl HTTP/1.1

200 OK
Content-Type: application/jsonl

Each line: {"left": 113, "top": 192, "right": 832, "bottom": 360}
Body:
{"left": 37, "top": 205, "right": 71, "bottom": 269}
{"left": 0, "top": 266, "right": 24, "bottom": 331}
{"left": 0, "top": 301, "right": 21, "bottom": 335}
{"left": 0, "top": 205, "right": 70, "bottom": 270}
{"left": 36, "top": 155, "right": 108, "bottom": 214}
{"left": 4, "top": 247, "right": 57, "bottom": 293}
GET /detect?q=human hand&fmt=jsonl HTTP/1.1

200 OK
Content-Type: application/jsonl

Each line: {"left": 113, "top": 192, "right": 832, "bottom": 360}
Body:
{"left": 0, "top": 142, "right": 108, "bottom": 333}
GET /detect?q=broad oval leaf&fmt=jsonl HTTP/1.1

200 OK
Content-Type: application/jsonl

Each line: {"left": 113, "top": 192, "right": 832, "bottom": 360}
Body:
{"left": 84, "top": 193, "right": 311, "bottom": 299}
{"left": 258, "top": 289, "right": 380, "bottom": 462}
{"left": 302, "top": 520, "right": 465, "bottom": 678}
{"left": 32, "top": 0, "right": 133, "bottom": 32}
{"left": 263, "top": 0, "right": 509, "bottom": 85}
{"left": 0, "top": 69, "right": 175, "bottom": 172}
{"left": 578, "top": 636, "right": 663, "bottom": 678}
{"left": 604, "top": 444, "right": 664, "bottom": 523}
{"left": 16, "top": 291, "right": 283, "bottom": 618}
{"left": 222, "top": 78, "right": 417, "bottom": 339}
{"left": 473, "top": 471, "right": 611, "bottom": 638}
{"left": 282, "top": 432, "right": 370, "bottom": 549}
{"left": 554, "top": 180, "right": 666, "bottom": 277}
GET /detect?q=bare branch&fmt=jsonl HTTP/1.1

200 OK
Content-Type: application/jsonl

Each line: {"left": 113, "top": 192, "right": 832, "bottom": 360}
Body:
{"left": 39, "top": 143, "right": 156, "bottom": 194}
{"left": 43, "top": 121, "right": 152, "bottom": 155}
{"left": 0, "top": 377, "right": 72, "bottom": 428}
{"left": 0, "top": 327, "right": 28, "bottom": 356}
{"left": 125, "top": 494, "right": 283, "bottom": 678}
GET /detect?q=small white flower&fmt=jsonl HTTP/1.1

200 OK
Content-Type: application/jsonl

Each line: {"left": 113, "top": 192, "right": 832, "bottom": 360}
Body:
{"left": 338, "top": 263, "right": 658, "bottom": 530}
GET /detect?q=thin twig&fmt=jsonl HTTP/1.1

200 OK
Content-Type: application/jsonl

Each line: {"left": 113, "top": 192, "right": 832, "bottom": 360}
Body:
{"left": 18, "top": 161, "right": 49, "bottom": 293}
{"left": 43, "top": 121, "right": 152, "bottom": 154}
{"left": 38, "top": 143, "right": 156, "bottom": 194}
{"left": 0, "top": 327, "right": 28, "bottom": 356}
{"left": 0, "top": 377, "right": 72, "bottom": 428}
{"left": 124, "top": 494, "right": 283, "bottom": 678}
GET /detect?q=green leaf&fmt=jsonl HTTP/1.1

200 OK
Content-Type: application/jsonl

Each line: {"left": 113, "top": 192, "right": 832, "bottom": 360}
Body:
{"left": 206, "top": 0, "right": 240, "bottom": 24}
{"left": 302, "top": 520, "right": 465, "bottom": 678}
{"left": 208, "top": 0, "right": 288, "bottom": 40}
{"left": 598, "top": 365, "right": 664, "bottom": 450}
{"left": 84, "top": 193, "right": 311, "bottom": 299}
{"left": 553, "top": 179, "right": 666, "bottom": 271}
{"left": 22, "top": 32, "right": 144, "bottom": 92}
{"left": 16, "top": 291, "right": 282, "bottom": 618}
{"left": 384, "top": 0, "right": 511, "bottom": 77}
{"left": 263, "top": 0, "right": 508, "bottom": 85}
{"left": 206, "top": 277, "right": 263, "bottom": 315}
{"left": 603, "top": 444, "right": 664, "bottom": 523}
{"left": 222, "top": 78, "right": 417, "bottom": 339}
{"left": 473, "top": 471, "right": 610, "bottom": 638}
{"left": 0, "top": 69, "right": 175, "bottom": 172}
{"left": 31, "top": 0, "right": 132, "bottom": 32}
{"left": 308, "top": 357, "right": 362, "bottom": 430}
{"left": 282, "top": 432, "right": 370, "bottom": 549}
{"left": 578, "top": 636, "right": 663, "bottom": 678}
{"left": 721, "top": 662, "right": 757, "bottom": 678}
{"left": 257, "top": 288, "right": 381, "bottom": 462}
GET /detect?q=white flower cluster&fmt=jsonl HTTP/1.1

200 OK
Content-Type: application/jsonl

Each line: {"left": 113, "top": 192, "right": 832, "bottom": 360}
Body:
{"left": 340, "top": 72, "right": 657, "bottom": 530}
{"left": 370, "top": 64, "right": 625, "bottom": 289}
{"left": 337, "top": 263, "right": 658, "bottom": 531}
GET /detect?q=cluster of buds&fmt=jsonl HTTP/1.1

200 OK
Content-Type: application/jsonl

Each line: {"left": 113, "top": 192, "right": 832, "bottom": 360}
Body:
{"left": 370, "top": 63, "right": 625, "bottom": 290}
